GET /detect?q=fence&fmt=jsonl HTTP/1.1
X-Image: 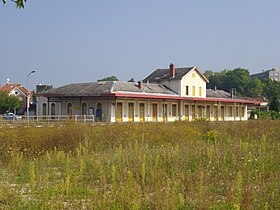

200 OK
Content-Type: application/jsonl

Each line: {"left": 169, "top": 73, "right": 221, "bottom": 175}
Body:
{"left": 0, "top": 115, "right": 95, "bottom": 125}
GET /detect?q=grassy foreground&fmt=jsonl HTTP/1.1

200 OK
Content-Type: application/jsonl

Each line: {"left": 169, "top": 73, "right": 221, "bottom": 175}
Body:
{"left": 0, "top": 121, "right": 279, "bottom": 209}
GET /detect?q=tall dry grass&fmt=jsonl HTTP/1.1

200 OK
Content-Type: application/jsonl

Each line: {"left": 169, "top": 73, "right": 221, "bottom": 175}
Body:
{"left": 0, "top": 120, "right": 279, "bottom": 209}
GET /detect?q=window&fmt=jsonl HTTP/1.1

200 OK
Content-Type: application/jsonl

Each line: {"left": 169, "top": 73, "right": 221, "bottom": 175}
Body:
{"left": 199, "top": 87, "right": 202, "bottom": 97}
{"left": 51, "top": 103, "right": 55, "bottom": 115}
{"left": 235, "top": 107, "right": 239, "bottom": 117}
{"left": 241, "top": 107, "right": 245, "bottom": 117}
{"left": 42, "top": 103, "right": 47, "bottom": 115}
{"left": 186, "top": 86, "right": 189, "bottom": 96}
{"left": 229, "top": 106, "right": 233, "bottom": 117}
{"left": 192, "top": 86, "right": 195, "bottom": 96}
{"left": 82, "top": 103, "right": 87, "bottom": 115}
{"left": 192, "top": 73, "right": 196, "bottom": 78}
{"left": 172, "top": 104, "right": 177, "bottom": 117}
{"left": 67, "top": 103, "right": 73, "bottom": 115}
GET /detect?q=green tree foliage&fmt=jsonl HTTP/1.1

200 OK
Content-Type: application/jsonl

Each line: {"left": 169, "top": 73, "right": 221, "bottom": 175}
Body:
{"left": 97, "top": 76, "right": 119, "bottom": 82}
{"left": 245, "top": 78, "right": 264, "bottom": 98}
{"left": 262, "top": 79, "right": 280, "bottom": 111}
{"left": 127, "top": 78, "right": 135, "bottom": 82}
{"left": 2, "top": 0, "right": 26, "bottom": 8}
{"left": 0, "top": 91, "right": 21, "bottom": 114}
{"left": 206, "top": 70, "right": 227, "bottom": 90}
{"left": 205, "top": 68, "right": 280, "bottom": 112}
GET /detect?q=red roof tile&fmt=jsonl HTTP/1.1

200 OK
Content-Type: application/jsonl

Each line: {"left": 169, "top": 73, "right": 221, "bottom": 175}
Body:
{"left": 0, "top": 84, "right": 28, "bottom": 95}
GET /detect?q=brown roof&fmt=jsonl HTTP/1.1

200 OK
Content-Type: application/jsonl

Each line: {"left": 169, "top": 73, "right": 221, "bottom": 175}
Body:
{"left": 143, "top": 66, "right": 209, "bottom": 82}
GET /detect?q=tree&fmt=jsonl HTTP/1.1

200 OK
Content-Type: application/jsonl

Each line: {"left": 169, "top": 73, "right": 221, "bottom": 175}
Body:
{"left": 262, "top": 79, "right": 280, "bottom": 112}
{"left": 245, "top": 78, "right": 264, "bottom": 98}
{"left": 206, "top": 68, "right": 251, "bottom": 96}
{"left": 206, "top": 70, "right": 227, "bottom": 90}
{"left": 127, "top": 78, "right": 135, "bottom": 82}
{"left": 2, "top": 0, "right": 26, "bottom": 8}
{"left": 223, "top": 68, "right": 250, "bottom": 96}
{"left": 97, "top": 76, "right": 119, "bottom": 82}
{"left": 0, "top": 91, "right": 21, "bottom": 114}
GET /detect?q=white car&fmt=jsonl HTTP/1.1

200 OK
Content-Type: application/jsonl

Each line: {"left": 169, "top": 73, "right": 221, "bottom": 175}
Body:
{"left": 3, "top": 113, "right": 22, "bottom": 120}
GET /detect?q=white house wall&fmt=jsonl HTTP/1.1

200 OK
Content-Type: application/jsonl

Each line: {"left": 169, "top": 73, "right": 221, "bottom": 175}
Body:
{"left": 180, "top": 69, "right": 207, "bottom": 98}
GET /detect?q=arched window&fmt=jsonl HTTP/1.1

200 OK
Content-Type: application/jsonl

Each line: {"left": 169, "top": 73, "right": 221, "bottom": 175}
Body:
{"left": 96, "top": 102, "right": 102, "bottom": 121}
{"left": 51, "top": 103, "right": 56, "bottom": 115}
{"left": 67, "top": 103, "right": 73, "bottom": 115}
{"left": 42, "top": 103, "right": 47, "bottom": 116}
{"left": 82, "top": 103, "right": 87, "bottom": 115}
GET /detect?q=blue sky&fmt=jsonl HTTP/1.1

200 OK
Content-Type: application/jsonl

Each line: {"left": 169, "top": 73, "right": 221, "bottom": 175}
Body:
{"left": 1, "top": 0, "right": 280, "bottom": 89}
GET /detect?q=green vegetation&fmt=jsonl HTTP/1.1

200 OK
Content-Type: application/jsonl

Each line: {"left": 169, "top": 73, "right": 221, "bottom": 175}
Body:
{"left": 97, "top": 76, "right": 119, "bottom": 82}
{"left": 2, "top": 0, "right": 26, "bottom": 8}
{"left": 0, "top": 121, "right": 279, "bottom": 209}
{"left": 0, "top": 91, "right": 21, "bottom": 114}
{"left": 204, "top": 68, "right": 280, "bottom": 111}
{"left": 250, "top": 110, "right": 280, "bottom": 120}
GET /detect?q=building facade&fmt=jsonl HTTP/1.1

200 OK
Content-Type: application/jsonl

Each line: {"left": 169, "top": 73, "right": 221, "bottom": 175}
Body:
{"left": 250, "top": 68, "right": 280, "bottom": 81}
{"left": 38, "top": 64, "right": 264, "bottom": 122}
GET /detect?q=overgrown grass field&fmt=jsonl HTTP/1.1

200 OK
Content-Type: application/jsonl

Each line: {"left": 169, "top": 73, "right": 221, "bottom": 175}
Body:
{"left": 0, "top": 121, "right": 279, "bottom": 209}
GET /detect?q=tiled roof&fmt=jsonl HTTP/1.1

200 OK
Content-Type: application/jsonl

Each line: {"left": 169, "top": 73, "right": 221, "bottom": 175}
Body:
{"left": 113, "top": 82, "right": 177, "bottom": 95}
{"left": 144, "top": 67, "right": 195, "bottom": 82}
{"left": 42, "top": 82, "right": 113, "bottom": 97}
{"left": 0, "top": 84, "right": 28, "bottom": 95}
{"left": 41, "top": 81, "right": 177, "bottom": 97}
{"left": 206, "top": 89, "right": 231, "bottom": 99}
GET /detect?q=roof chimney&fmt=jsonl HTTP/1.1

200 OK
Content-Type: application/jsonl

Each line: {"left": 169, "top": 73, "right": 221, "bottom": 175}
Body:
{"left": 169, "top": 63, "right": 175, "bottom": 78}
{"left": 138, "top": 81, "right": 143, "bottom": 89}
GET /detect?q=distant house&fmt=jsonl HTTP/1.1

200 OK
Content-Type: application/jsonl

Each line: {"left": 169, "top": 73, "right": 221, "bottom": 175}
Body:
{"left": 250, "top": 68, "right": 280, "bottom": 81}
{"left": 38, "top": 64, "right": 265, "bottom": 122}
{"left": 0, "top": 83, "right": 30, "bottom": 114}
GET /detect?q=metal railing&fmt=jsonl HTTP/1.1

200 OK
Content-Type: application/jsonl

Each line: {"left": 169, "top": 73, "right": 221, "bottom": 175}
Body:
{"left": 0, "top": 115, "right": 95, "bottom": 124}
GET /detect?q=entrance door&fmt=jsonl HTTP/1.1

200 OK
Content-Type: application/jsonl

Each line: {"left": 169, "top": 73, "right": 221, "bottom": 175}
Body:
{"left": 197, "top": 106, "right": 202, "bottom": 119}
{"left": 128, "top": 103, "right": 134, "bottom": 122}
{"left": 139, "top": 103, "right": 145, "bottom": 122}
{"left": 152, "top": 104, "right": 158, "bottom": 121}
{"left": 163, "top": 104, "right": 168, "bottom": 122}
{"left": 191, "top": 105, "right": 196, "bottom": 121}
{"left": 206, "top": 105, "right": 211, "bottom": 120}
{"left": 116, "top": 102, "right": 123, "bottom": 122}
{"left": 221, "top": 106, "right": 225, "bottom": 121}
{"left": 184, "top": 104, "right": 189, "bottom": 121}
{"left": 214, "top": 106, "right": 218, "bottom": 121}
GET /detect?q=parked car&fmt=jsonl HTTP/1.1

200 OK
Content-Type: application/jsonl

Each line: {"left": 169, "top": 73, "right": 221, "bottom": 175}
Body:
{"left": 2, "top": 113, "right": 22, "bottom": 120}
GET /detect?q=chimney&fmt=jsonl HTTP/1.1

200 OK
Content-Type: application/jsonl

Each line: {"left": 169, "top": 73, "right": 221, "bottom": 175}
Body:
{"left": 169, "top": 63, "right": 175, "bottom": 78}
{"left": 138, "top": 81, "right": 143, "bottom": 89}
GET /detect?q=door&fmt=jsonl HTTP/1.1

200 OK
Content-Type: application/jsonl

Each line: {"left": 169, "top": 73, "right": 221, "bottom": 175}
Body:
{"left": 214, "top": 106, "right": 218, "bottom": 121}
{"left": 139, "top": 103, "right": 145, "bottom": 122}
{"left": 128, "top": 103, "right": 134, "bottom": 122}
{"left": 184, "top": 104, "right": 189, "bottom": 121}
{"left": 191, "top": 105, "right": 195, "bottom": 121}
{"left": 206, "top": 106, "right": 211, "bottom": 120}
{"left": 116, "top": 102, "right": 123, "bottom": 122}
{"left": 197, "top": 106, "right": 202, "bottom": 119}
{"left": 152, "top": 104, "right": 158, "bottom": 121}
{"left": 163, "top": 104, "right": 168, "bottom": 122}
{"left": 221, "top": 106, "right": 225, "bottom": 121}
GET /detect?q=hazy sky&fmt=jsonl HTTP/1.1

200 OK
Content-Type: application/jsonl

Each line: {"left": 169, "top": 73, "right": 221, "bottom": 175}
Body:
{"left": 1, "top": 0, "right": 280, "bottom": 89}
